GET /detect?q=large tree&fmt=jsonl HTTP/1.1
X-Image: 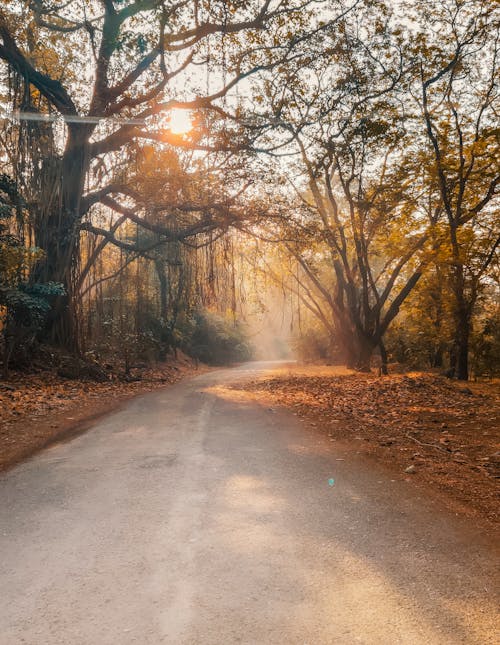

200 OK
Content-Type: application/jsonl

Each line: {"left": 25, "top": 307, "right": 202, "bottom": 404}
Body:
{"left": 408, "top": 0, "right": 500, "bottom": 379}
{"left": 0, "top": 0, "right": 324, "bottom": 349}
{"left": 238, "top": 0, "right": 431, "bottom": 371}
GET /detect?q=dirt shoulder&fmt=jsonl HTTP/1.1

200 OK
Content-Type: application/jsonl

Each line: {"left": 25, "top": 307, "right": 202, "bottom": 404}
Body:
{"left": 0, "top": 355, "right": 206, "bottom": 472}
{"left": 230, "top": 364, "right": 499, "bottom": 526}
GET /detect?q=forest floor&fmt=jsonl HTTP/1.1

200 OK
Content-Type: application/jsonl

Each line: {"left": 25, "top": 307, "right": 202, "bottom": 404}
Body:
{"left": 0, "top": 353, "right": 204, "bottom": 472}
{"left": 230, "top": 364, "right": 499, "bottom": 526}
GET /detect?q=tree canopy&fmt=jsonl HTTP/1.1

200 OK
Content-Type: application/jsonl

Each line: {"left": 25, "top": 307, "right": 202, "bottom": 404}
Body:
{"left": 0, "top": 0, "right": 498, "bottom": 379}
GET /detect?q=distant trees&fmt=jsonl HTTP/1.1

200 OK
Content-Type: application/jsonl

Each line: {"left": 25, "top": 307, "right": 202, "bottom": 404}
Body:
{"left": 76, "top": 145, "right": 265, "bottom": 368}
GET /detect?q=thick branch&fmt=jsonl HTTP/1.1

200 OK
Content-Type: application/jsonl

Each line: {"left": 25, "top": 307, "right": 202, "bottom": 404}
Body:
{"left": 0, "top": 11, "right": 77, "bottom": 115}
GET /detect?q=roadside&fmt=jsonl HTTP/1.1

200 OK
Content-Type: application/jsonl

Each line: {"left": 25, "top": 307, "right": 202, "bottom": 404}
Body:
{"left": 2, "top": 361, "right": 498, "bottom": 644}
{"left": 0, "top": 354, "right": 204, "bottom": 471}
{"left": 230, "top": 364, "right": 500, "bottom": 526}
{"left": 2, "top": 359, "right": 498, "bottom": 527}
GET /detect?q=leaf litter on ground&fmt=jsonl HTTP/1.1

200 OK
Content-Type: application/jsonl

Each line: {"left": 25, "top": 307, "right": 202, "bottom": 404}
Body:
{"left": 230, "top": 367, "right": 499, "bottom": 525}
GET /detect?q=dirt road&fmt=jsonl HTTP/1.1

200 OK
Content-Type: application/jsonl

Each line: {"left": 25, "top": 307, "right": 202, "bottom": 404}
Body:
{"left": 0, "top": 362, "right": 498, "bottom": 644}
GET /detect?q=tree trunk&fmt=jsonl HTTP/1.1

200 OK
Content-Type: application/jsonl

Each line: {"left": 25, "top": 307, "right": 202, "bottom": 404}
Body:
{"left": 451, "top": 256, "right": 471, "bottom": 381}
{"left": 32, "top": 212, "right": 78, "bottom": 350}
{"left": 378, "top": 339, "right": 388, "bottom": 375}
{"left": 331, "top": 312, "right": 358, "bottom": 369}
{"left": 155, "top": 258, "right": 168, "bottom": 321}
{"left": 455, "top": 309, "right": 470, "bottom": 380}
{"left": 33, "top": 126, "right": 91, "bottom": 352}
{"left": 355, "top": 335, "right": 375, "bottom": 372}
{"left": 431, "top": 345, "right": 444, "bottom": 368}
{"left": 154, "top": 258, "right": 169, "bottom": 360}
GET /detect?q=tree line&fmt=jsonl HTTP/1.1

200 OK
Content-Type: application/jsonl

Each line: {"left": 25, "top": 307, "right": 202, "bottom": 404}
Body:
{"left": 0, "top": 0, "right": 498, "bottom": 380}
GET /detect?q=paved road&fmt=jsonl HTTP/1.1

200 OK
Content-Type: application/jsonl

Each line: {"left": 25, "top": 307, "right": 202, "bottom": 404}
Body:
{"left": 0, "top": 362, "right": 498, "bottom": 644}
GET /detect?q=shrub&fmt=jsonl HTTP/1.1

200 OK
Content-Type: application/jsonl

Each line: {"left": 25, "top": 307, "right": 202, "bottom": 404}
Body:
{"left": 183, "top": 310, "right": 252, "bottom": 365}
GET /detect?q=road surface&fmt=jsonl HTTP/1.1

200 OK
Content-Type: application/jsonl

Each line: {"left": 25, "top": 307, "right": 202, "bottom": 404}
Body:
{"left": 0, "top": 362, "right": 498, "bottom": 644}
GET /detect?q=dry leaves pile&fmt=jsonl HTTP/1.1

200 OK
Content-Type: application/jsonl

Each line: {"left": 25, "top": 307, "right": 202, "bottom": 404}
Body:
{"left": 236, "top": 370, "right": 500, "bottom": 523}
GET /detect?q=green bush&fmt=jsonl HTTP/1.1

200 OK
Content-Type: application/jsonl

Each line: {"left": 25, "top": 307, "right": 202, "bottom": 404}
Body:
{"left": 182, "top": 310, "right": 252, "bottom": 365}
{"left": 0, "top": 174, "right": 65, "bottom": 371}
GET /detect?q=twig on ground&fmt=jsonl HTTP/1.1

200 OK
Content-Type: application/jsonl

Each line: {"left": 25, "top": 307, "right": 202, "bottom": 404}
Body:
{"left": 405, "top": 432, "right": 450, "bottom": 454}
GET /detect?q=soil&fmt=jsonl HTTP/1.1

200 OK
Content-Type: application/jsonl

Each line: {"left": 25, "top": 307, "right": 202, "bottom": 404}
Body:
{"left": 231, "top": 364, "right": 500, "bottom": 526}
{"left": 0, "top": 353, "right": 205, "bottom": 472}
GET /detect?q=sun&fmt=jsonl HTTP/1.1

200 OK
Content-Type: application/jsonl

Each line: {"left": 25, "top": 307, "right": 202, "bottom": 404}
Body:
{"left": 168, "top": 108, "right": 192, "bottom": 135}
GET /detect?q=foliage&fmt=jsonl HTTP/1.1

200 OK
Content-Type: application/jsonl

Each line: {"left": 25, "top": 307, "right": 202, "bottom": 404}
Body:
{"left": 405, "top": 0, "right": 500, "bottom": 379}
{"left": 471, "top": 304, "right": 500, "bottom": 378}
{"left": 2, "top": 283, "right": 64, "bottom": 326}
{"left": 0, "top": 1, "right": 498, "bottom": 380}
{"left": 0, "top": 173, "right": 64, "bottom": 372}
{"left": 0, "top": 0, "right": 326, "bottom": 350}
{"left": 386, "top": 275, "right": 500, "bottom": 378}
{"left": 292, "top": 326, "right": 331, "bottom": 363}
{"left": 237, "top": 369, "right": 500, "bottom": 519}
{"left": 237, "top": 0, "right": 499, "bottom": 377}
{"left": 181, "top": 310, "right": 252, "bottom": 366}
{"left": 247, "top": 8, "right": 427, "bottom": 371}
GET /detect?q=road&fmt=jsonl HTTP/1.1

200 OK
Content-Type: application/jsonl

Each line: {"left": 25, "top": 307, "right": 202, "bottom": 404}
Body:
{"left": 0, "top": 362, "right": 498, "bottom": 644}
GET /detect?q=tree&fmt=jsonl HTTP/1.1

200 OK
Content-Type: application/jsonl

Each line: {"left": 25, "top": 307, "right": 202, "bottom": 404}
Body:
{"left": 409, "top": 0, "right": 500, "bottom": 379}
{"left": 0, "top": 0, "right": 323, "bottom": 350}
{"left": 240, "top": 0, "right": 431, "bottom": 371}
{"left": 77, "top": 143, "right": 267, "bottom": 360}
